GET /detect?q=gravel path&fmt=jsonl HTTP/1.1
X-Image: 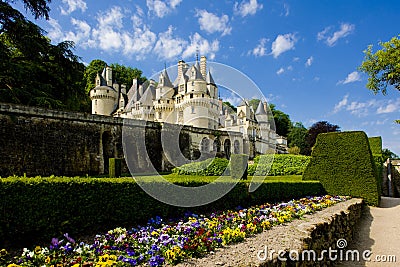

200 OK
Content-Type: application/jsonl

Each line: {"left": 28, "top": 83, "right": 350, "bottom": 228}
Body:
{"left": 339, "top": 197, "right": 400, "bottom": 267}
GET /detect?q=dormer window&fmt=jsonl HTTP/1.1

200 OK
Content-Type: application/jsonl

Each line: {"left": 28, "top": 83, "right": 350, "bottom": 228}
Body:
{"left": 191, "top": 70, "right": 195, "bottom": 78}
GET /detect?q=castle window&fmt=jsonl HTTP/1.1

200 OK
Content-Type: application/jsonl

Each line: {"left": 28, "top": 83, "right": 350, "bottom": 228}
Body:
{"left": 107, "top": 90, "right": 109, "bottom": 93}
{"left": 200, "top": 138, "right": 210, "bottom": 152}
{"left": 191, "top": 107, "right": 195, "bottom": 114}
{"left": 190, "top": 94, "right": 193, "bottom": 99}
{"left": 192, "top": 81, "right": 195, "bottom": 86}
{"left": 159, "top": 112, "right": 162, "bottom": 119}
{"left": 94, "top": 90, "right": 96, "bottom": 93}
{"left": 95, "top": 100, "right": 97, "bottom": 105}
{"left": 202, "top": 94, "right": 204, "bottom": 98}
{"left": 167, "top": 100, "right": 170, "bottom": 104}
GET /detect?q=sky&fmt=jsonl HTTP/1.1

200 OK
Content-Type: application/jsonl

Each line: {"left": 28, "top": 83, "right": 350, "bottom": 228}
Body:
{"left": 12, "top": 0, "right": 400, "bottom": 155}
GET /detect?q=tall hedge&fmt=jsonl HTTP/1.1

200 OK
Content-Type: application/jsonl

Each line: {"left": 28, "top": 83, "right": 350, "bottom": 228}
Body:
{"left": 303, "top": 131, "right": 380, "bottom": 206}
{"left": 368, "top": 136, "right": 383, "bottom": 197}
{"left": 230, "top": 154, "right": 248, "bottom": 179}
{"left": 249, "top": 154, "right": 310, "bottom": 176}
{"left": 0, "top": 177, "right": 324, "bottom": 249}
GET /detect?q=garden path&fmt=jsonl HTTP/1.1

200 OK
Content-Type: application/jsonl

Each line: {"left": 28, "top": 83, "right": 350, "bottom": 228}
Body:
{"left": 340, "top": 197, "right": 400, "bottom": 266}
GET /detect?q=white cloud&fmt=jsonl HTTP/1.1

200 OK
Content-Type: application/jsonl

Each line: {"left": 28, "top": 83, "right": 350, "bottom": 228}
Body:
{"left": 276, "top": 68, "right": 285, "bottom": 75}
{"left": 251, "top": 38, "right": 267, "bottom": 57}
{"left": 376, "top": 98, "right": 400, "bottom": 114}
{"left": 153, "top": 26, "right": 187, "bottom": 60}
{"left": 271, "top": 33, "right": 297, "bottom": 58}
{"left": 305, "top": 56, "right": 313, "bottom": 67}
{"left": 64, "top": 18, "right": 91, "bottom": 45}
{"left": 47, "top": 18, "right": 64, "bottom": 42}
{"left": 122, "top": 26, "right": 156, "bottom": 59}
{"left": 60, "top": 0, "right": 87, "bottom": 15}
{"left": 283, "top": 3, "right": 290, "bottom": 16}
{"left": 333, "top": 94, "right": 349, "bottom": 113}
{"left": 318, "top": 23, "right": 355, "bottom": 47}
{"left": 182, "top": 33, "right": 219, "bottom": 60}
{"left": 146, "top": 0, "right": 182, "bottom": 18}
{"left": 234, "top": 0, "right": 263, "bottom": 17}
{"left": 287, "top": 65, "right": 293, "bottom": 71}
{"left": 338, "top": 71, "right": 361, "bottom": 84}
{"left": 196, "top": 10, "right": 231, "bottom": 36}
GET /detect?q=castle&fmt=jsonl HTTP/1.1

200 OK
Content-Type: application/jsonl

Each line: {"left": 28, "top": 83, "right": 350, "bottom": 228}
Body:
{"left": 90, "top": 56, "right": 283, "bottom": 155}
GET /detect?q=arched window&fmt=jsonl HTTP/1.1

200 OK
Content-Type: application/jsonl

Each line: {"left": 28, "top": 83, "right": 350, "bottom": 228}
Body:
{"left": 200, "top": 137, "right": 209, "bottom": 152}
{"left": 224, "top": 139, "right": 231, "bottom": 159}
{"left": 234, "top": 140, "right": 240, "bottom": 154}
{"left": 213, "top": 139, "right": 221, "bottom": 152}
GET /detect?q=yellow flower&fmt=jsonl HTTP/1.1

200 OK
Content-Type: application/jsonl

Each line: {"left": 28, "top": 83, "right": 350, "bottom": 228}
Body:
{"left": 151, "top": 230, "right": 159, "bottom": 237}
{"left": 7, "top": 264, "right": 21, "bottom": 267}
{"left": 34, "top": 246, "right": 41, "bottom": 254}
{"left": 71, "top": 264, "right": 80, "bottom": 267}
{"left": 0, "top": 249, "right": 7, "bottom": 257}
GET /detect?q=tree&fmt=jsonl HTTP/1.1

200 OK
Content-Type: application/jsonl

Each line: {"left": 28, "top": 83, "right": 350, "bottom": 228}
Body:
{"left": 269, "top": 104, "right": 291, "bottom": 137}
{"left": 0, "top": 1, "right": 88, "bottom": 111}
{"left": 83, "top": 59, "right": 107, "bottom": 94}
{"left": 382, "top": 148, "right": 399, "bottom": 160}
{"left": 359, "top": 35, "right": 400, "bottom": 95}
{"left": 110, "top": 63, "right": 146, "bottom": 89}
{"left": 1, "top": 0, "right": 51, "bottom": 21}
{"left": 306, "top": 121, "right": 340, "bottom": 155}
{"left": 223, "top": 101, "right": 237, "bottom": 112}
{"left": 287, "top": 122, "right": 308, "bottom": 155}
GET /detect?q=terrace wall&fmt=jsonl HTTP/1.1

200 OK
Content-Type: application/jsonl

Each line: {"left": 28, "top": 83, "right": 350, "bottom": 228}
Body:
{"left": 0, "top": 103, "right": 242, "bottom": 177}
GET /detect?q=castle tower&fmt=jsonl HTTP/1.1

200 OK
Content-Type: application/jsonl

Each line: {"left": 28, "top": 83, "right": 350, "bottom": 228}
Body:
{"left": 200, "top": 56, "right": 207, "bottom": 79}
{"left": 90, "top": 67, "right": 118, "bottom": 115}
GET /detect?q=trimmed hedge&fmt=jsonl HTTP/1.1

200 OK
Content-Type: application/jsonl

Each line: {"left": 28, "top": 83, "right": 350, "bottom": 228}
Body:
{"left": 230, "top": 154, "right": 248, "bottom": 179}
{"left": 171, "top": 158, "right": 229, "bottom": 176}
{"left": 109, "top": 158, "right": 122, "bottom": 178}
{"left": 0, "top": 176, "right": 324, "bottom": 248}
{"left": 303, "top": 131, "right": 380, "bottom": 206}
{"left": 369, "top": 137, "right": 384, "bottom": 197}
{"left": 249, "top": 154, "right": 311, "bottom": 176}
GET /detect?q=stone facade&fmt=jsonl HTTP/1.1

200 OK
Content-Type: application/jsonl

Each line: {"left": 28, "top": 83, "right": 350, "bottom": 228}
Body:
{"left": 0, "top": 103, "right": 244, "bottom": 177}
{"left": 90, "top": 56, "right": 281, "bottom": 155}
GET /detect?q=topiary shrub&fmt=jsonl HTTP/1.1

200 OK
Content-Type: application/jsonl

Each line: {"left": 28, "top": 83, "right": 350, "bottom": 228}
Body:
{"left": 171, "top": 158, "right": 229, "bottom": 176}
{"left": 250, "top": 154, "right": 310, "bottom": 176}
{"left": 368, "top": 136, "right": 383, "bottom": 197}
{"left": 303, "top": 131, "right": 380, "bottom": 206}
{"left": 230, "top": 154, "right": 248, "bottom": 179}
{"left": 109, "top": 158, "right": 122, "bottom": 178}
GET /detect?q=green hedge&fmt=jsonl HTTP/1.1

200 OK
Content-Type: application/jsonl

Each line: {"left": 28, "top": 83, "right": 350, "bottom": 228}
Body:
{"left": 0, "top": 176, "right": 324, "bottom": 248}
{"left": 230, "top": 154, "right": 248, "bottom": 179}
{"left": 303, "top": 131, "right": 380, "bottom": 206}
{"left": 368, "top": 137, "right": 383, "bottom": 197}
{"left": 249, "top": 154, "right": 311, "bottom": 176}
{"left": 171, "top": 158, "right": 229, "bottom": 176}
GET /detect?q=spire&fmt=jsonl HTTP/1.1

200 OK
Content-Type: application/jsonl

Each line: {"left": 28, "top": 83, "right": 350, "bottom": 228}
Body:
{"left": 206, "top": 70, "right": 215, "bottom": 85}
{"left": 255, "top": 101, "right": 267, "bottom": 115}
{"left": 160, "top": 69, "right": 173, "bottom": 88}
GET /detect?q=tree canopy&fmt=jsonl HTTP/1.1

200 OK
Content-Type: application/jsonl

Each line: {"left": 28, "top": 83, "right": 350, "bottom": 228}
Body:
{"left": 0, "top": 1, "right": 88, "bottom": 111}
{"left": 306, "top": 121, "right": 340, "bottom": 155}
{"left": 287, "top": 122, "right": 308, "bottom": 155}
{"left": 359, "top": 35, "right": 400, "bottom": 95}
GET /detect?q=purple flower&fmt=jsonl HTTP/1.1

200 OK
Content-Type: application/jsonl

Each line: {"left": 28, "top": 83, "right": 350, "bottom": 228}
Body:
{"left": 50, "top": 238, "right": 59, "bottom": 249}
{"left": 149, "top": 255, "right": 165, "bottom": 267}
{"left": 64, "top": 233, "right": 75, "bottom": 244}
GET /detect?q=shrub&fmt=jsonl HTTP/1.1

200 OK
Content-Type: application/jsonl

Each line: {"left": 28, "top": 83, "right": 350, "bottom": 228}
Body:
{"left": 0, "top": 176, "right": 325, "bottom": 248}
{"left": 230, "top": 154, "right": 248, "bottom": 179}
{"left": 250, "top": 154, "right": 310, "bottom": 176}
{"left": 171, "top": 158, "right": 229, "bottom": 176}
{"left": 369, "top": 137, "right": 383, "bottom": 197}
{"left": 109, "top": 158, "right": 122, "bottom": 178}
{"left": 303, "top": 131, "right": 380, "bottom": 206}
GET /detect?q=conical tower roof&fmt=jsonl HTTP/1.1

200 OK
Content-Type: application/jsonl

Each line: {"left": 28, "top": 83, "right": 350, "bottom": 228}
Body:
{"left": 255, "top": 101, "right": 267, "bottom": 115}
{"left": 206, "top": 70, "right": 215, "bottom": 85}
{"left": 160, "top": 69, "right": 173, "bottom": 88}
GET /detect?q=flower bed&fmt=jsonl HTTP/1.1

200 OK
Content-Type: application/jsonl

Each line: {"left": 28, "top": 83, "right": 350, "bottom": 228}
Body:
{"left": 2, "top": 195, "right": 349, "bottom": 267}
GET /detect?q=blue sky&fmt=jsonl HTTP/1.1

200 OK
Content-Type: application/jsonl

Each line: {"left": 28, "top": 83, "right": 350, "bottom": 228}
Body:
{"left": 12, "top": 0, "right": 400, "bottom": 154}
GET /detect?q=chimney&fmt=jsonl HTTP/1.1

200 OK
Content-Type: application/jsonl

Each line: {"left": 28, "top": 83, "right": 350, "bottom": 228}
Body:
{"left": 263, "top": 102, "right": 268, "bottom": 113}
{"left": 200, "top": 56, "right": 207, "bottom": 78}
{"left": 178, "top": 60, "right": 185, "bottom": 81}
{"left": 106, "top": 66, "right": 113, "bottom": 86}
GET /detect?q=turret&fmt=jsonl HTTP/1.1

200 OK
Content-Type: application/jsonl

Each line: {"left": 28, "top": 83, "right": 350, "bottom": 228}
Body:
{"left": 200, "top": 56, "right": 207, "bottom": 79}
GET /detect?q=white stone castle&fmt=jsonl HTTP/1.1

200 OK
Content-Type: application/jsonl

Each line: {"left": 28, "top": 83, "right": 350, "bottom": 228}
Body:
{"left": 90, "top": 56, "right": 284, "bottom": 154}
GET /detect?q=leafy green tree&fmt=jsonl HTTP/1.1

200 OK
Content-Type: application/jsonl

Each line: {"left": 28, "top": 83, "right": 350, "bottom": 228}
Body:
{"left": 382, "top": 148, "right": 399, "bottom": 160}
{"left": 359, "top": 35, "right": 400, "bottom": 95}
{"left": 248, "top": 98, "right": 260, "bottom": 111}
{"left": 288, "top": 146, "right": 300, "bottom": 155}
{"left": 287, "top": 122, "right": 308, "bottom": 155}
{"left": 83, "top": 59, "right": 107, "bottom": 93}
{"left": 110, "top": 63, "right": 146, "bottom": 89}
{"left": 269, "top": 104, "right": 291, "bottom": 137}
{"left": 306, "top": 121, "right": 340, "bottom": 155}
{"left": 0, "top": 1, "right": 88, "bottom": 111}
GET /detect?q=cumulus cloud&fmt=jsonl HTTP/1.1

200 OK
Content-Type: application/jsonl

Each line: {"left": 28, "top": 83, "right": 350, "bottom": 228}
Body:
{"left": 276, "top": 68, "right": 285, "bottom": 75}
{"left": 122, "top": 26, "right": 156, "bottom": 59}
{"left": 47, "top": 18, "right": 64, "bottom": 41}
{"left": 64, "top": 18, "right": 91, "bottom": 45}
{"left": 196, "top": 10, "right": 231, "bottom": 36}
{"left": 146, "top": 0, "right": 182, "bottom": 18}
{"left": 305, "top": 56, "right": 313, "bottom": 67}
{"left": 182, "top": 33, "right": 219, "bottom": 60}
{"left": 318, "top": 23, "right": 355, "bottom": 47}
{"left": 333, "top": 94, "right": 349, "bottom": 113}
{"left": 271, "top": 33, "right": 297, "bottom": 58}
{"left": 338, "top": 71, "right": 362, "bottom": 84}
{"left": 282, "top": 3, "right": 290, "bottom": 16}
{"left": 60, "top": 0, "right": 87, "bottom": 15}
{"left": 153, "top": 26, "right": 187, "bottom": 60}
{"left": 376, "top": 98, "right": 400, "bottom": 114}
{"left": 251, "top": 38, "right": 267, "bottom": 57}
{"left": 234, "top": 0, "right": 263, "bottom": 17}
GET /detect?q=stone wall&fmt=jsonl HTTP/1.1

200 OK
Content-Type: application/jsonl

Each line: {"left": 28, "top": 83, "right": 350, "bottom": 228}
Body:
{"left": 0, "top": 103, "right": 244, "bottom": 177}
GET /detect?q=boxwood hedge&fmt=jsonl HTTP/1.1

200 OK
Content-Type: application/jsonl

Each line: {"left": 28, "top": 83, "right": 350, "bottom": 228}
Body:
{"left": 303, "top": 131, "right": 380, "bottom": 206}
{"left": 368, "top": 136, "right": 384, "bottom": 196}
{"left": 0, "top": 176, "right": 324, "bottom": 249}
{"left": 249, "top": 154, "right": 311, "bottom": 176}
